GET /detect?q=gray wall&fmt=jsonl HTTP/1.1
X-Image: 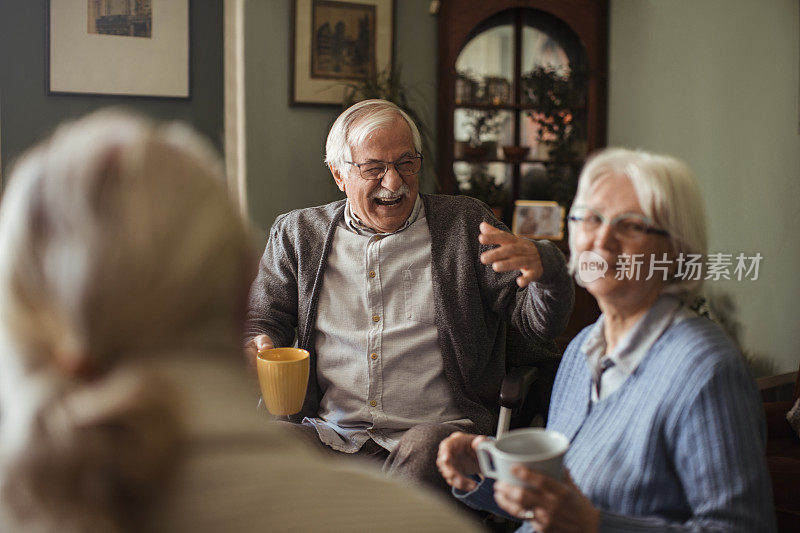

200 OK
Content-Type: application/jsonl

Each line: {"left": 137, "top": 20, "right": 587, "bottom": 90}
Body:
{"left": 609, "top": 0, "right": 800, "bottom": 375}
{"left": 243, "top": 0, "right": 799, "bottom": 375}
{"left": 0, "top": 0, "right": 223, "bottom": 182}
{"left": 243, "top": 0, "right": 438, "bottom": 233}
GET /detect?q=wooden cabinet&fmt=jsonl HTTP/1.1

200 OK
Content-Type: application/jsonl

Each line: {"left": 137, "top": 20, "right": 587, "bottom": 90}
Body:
{"left": 437, "top": 0, "right": 608, "bottom": 225}
{"left": 436, "top": 0, "right": 609, "bottom": 345}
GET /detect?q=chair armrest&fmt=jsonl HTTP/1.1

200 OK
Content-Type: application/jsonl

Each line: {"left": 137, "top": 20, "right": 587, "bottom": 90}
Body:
{"left": 764, "top": 401, "right": 796, "bottom": 441}
{"left": 500, "top": 366, "right": 540, "bottom": 410}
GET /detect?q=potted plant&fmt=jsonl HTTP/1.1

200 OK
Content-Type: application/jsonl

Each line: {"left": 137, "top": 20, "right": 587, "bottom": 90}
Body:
{"left": 463, "top": 109, "right": 507, "bottom": 159}
{"left": 521, "top": 64, "right": 587, "bottom": 207}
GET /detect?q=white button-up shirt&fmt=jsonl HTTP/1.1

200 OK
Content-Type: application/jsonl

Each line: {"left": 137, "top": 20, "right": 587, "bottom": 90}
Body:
{"left": 304, "top": 197, "right": 470, "bottom": 452}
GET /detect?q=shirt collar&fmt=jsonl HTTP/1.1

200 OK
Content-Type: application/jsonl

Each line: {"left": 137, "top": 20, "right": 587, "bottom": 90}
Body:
{"left": 582, "top": 294, "right": 688, "bottom": 377}
{"left": 343, "top": 195, "right": 423, "bottom": 236}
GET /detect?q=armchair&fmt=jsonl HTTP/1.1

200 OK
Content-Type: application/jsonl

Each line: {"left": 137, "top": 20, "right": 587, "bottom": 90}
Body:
{"left": 762, "top": 362, "right": 800, "bottom": 532}
{"left": 497, "top": 326, "right": 561, "bottom": 436}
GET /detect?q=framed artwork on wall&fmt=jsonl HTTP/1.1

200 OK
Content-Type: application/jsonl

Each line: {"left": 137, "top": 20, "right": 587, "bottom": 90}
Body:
{"left": 291, "top": 0, "right": 393, "bottom": 106}
{"left": 47, "top": 0, "right": 190, "bottom": 98}
{"left": 511, "top": 200, "right": 565, "bottom": 240}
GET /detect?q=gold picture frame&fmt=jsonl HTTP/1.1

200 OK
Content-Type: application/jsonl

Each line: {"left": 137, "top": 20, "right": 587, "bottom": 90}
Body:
{"left": 511, "top": 200, "right": 565, "bottom": 240}
{"left": 290, "top": 0, "right": 393, "bottom": 106}
{"left": 47, "top": 0, "right": 189, "bottom": 98}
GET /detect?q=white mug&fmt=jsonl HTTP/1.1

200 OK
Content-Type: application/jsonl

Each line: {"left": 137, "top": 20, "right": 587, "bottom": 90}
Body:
{"left": 477, "top": 428, "right": 569, "bottom": 486}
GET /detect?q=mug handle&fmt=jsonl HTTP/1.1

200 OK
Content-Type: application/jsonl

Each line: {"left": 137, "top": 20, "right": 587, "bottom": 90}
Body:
{"left": 476, "top": 439, "right": 498, "bottom": 479}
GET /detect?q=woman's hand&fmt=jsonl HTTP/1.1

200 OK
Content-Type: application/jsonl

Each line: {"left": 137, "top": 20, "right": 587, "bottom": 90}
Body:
{"left": 494, "top": 467, "right": 600, "bottom": 533}
{"left": 436, "top": 432, "right": 488, "bottom": 491}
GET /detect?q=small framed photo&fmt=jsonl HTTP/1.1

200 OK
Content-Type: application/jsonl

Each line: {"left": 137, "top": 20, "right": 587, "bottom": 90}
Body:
{"left": 47, "top": 0, "right": 189, "bottom": 98}
{"left": 512, "top": 200, "right": 565, "bottom": 240}
{"left": 291, "top": 0, "right": 394, "bottom": 106}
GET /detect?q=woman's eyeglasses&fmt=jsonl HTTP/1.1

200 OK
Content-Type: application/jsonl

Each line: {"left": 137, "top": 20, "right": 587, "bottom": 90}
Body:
{"left": 568, "top": 205, "right": 669, "bottom": 240}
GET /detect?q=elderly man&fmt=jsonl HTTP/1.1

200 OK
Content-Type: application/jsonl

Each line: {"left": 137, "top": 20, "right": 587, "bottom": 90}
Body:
{"left": 245, "top": 99, "right": 574, "bottom": 493}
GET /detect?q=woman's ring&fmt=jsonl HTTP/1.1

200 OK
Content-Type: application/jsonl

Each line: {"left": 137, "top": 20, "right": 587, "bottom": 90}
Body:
{"left": 520, "top": 509, "right": 535, "bottom": 520}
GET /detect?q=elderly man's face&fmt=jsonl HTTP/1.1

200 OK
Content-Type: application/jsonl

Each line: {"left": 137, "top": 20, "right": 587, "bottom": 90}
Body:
{"left": 331, "top": 116, "right": 419, "bottom": 233}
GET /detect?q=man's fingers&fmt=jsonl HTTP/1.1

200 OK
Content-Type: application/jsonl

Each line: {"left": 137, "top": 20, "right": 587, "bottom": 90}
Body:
{"left": 480, "top": 243, "right": 531, "bottom": 265}
{"left": 487, "top": 256, "right": 540, "bottom": 273}
{"left": 479, "top": 223, "right": 516, "bottom": 246}
{"left": 254, "top": 335, "right": 274, "bottom": 351}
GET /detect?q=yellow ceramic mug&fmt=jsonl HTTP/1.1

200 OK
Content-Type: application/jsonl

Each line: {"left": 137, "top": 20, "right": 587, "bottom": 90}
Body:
{"left": 256, "top": 348, "right": 310, "bottom": 416}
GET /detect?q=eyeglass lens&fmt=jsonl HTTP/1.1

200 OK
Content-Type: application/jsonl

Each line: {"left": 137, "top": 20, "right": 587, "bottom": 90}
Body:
{"left": 360, "top": 157, "right": 421, "bottom": 180}
{"left": 569, "top": 207, "right": 654, "bottom": 239}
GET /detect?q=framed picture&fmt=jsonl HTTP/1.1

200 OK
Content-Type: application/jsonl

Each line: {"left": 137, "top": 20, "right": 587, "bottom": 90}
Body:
{"left": 47, "top": 0, "right": 190, "bottom": 98}
{"left": 512, "top": 200, "right": 565, "bottom": 240}
{"left": 291, "top": 0, "right": 393, "bottom": 106}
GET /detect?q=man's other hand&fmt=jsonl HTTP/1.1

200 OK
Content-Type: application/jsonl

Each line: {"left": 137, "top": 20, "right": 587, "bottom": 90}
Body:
{"left": 244, "top": 334, "right": 274, "bottom": 370}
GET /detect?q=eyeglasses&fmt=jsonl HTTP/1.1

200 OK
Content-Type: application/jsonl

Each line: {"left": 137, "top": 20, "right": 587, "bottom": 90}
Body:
{"left": 568, "top": 205, "right": 669, "bottom": 240}
{"left": 345, "top": 154, "right": 423, "bottom": 181}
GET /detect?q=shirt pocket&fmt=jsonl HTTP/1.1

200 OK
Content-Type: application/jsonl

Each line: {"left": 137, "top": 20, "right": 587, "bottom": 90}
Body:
{"left": 402, "top": 267, "right": 435, "bottom": 325}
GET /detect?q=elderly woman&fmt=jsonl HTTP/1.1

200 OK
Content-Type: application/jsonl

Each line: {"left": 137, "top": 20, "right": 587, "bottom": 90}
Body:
{"left": 437, "top": 148, "right": 776, "bottom": 532}
{"left": 0, "top": 111, "right": 481, "bottom": 532}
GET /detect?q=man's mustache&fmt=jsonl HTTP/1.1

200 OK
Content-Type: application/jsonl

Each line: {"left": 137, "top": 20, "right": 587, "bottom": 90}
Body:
{"left": 370, "top": 183, "right": 410, "bottom": 200}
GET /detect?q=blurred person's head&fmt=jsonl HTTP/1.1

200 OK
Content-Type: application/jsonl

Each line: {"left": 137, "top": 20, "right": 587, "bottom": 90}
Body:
{"left": 567, "top": 148, "right": 708, "bottom": 309}
{"left": 0, "top": 110, "right": 254, "bottom": 531}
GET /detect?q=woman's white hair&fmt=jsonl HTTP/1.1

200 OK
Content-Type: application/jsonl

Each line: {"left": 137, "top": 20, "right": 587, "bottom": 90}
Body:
{"left": 568, "top": 147, "right": 708, "bottom": 299}
{"left": 324, "top": 99, "right": 422, "bottom": 172}
{"left": 0, "top": 110, "right": 254, "bottom": 531}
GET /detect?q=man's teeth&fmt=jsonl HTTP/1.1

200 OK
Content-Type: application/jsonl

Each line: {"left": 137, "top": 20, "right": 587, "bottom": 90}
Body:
{"left": 375, "top": 197, "right": 402, "bottom": 205}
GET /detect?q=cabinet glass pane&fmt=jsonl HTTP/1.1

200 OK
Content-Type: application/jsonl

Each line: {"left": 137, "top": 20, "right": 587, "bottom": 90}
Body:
{"left": 521, "top": 26, "right": 569, "bottom": 73}
{"left": 454, "top": 162, "right": 509, "bottom": 206}
{"left": 520, "top": 112, "right": 549, "bottom": 160}
{"left": 454, "top": 108, "right": 513, "bottom": 158}
{"left": 455, "top": 24, "right": 514, "bottom": 105}
{"left": 518, "top": 162, "right": 550, "bottom": 201}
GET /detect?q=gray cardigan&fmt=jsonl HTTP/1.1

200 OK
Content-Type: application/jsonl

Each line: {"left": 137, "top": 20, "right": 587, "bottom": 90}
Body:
{"left": 246, "top": 194, "right": 575, "bottom": 434}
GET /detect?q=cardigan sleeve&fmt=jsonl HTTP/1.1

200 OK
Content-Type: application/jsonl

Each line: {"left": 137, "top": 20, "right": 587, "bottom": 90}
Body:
{"left": 510, "top": 239, "right": 575, "bottom": 343}
{"left": 244, "top": 214, "right": 299, "bottom": 349}
{"left": 472, "top": 205, "right": 574, "bottom": 346}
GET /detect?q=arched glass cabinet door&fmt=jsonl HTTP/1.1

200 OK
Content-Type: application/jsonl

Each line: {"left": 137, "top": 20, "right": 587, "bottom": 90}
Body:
{"left": 447, "top": 8, "right": 589, "bottom": 223}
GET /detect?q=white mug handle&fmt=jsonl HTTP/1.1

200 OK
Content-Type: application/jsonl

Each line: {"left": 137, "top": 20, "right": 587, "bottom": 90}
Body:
{"left": 476, "top": 439, "right": 498, "bottom": 479}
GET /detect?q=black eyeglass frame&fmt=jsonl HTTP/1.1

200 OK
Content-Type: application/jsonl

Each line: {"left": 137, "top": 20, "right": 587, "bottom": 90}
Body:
{"left": 344, "top": 154, "right": 423, "bottom": 181}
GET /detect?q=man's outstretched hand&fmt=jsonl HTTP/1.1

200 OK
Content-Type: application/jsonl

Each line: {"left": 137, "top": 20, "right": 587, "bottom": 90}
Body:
{"left": 478, "top": 222, "right": 543, "bottom": 287}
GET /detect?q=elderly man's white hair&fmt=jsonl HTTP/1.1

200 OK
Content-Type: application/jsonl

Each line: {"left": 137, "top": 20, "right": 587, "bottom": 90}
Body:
{"left": 325, "top": 99, "right": 422, "bottom": 172}
{"left": 568, "top": 147, "right": 708, "bottom": 299}
{"left": 0, "top": 109, "right": 254, "bottom": 532}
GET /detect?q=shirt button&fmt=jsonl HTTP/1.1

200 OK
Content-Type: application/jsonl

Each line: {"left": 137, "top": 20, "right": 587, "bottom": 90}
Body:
{"left": 370, "top": 400, "right": 377, "bottom": 407}
{"left": 370, "top": 353, "right": 378, "bottom": 360}
{"left": 372, "top": 315, "right": 380, "bottom": 322}
{"left": 369, "top": 270, "right": 376, "bottom": 278}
